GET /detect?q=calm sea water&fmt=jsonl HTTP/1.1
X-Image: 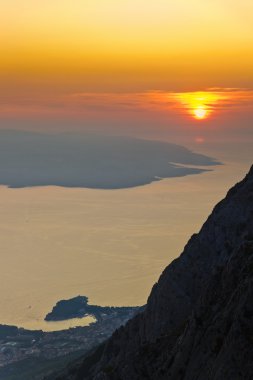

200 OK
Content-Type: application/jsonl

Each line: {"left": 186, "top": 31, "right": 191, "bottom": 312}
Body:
{"left": 0, "top": 143, "right": 251, "bottom": 331}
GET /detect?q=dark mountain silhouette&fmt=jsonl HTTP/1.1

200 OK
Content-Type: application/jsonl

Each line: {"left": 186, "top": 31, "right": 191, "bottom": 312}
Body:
{"left": 50, "top": 164, "right": 253, "bottom": 380}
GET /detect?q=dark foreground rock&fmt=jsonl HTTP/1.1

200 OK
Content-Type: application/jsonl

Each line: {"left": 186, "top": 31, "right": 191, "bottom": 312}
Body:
{"left": 51, "top": 165, "right": 253, "bottom": 380}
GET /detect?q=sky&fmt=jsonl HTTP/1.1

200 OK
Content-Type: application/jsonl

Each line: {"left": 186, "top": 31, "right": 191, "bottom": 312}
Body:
{"left": 1, "top": 0, "right": 253, "bottom": 136}
{"left": 0, "top": 0, "right": 253, "bottom": 329}
{"left": 1, "top": 0, "right": 253, "bottom": 90}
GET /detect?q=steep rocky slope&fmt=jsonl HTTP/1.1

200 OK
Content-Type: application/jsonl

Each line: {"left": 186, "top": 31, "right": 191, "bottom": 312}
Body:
{"left": 54, "top": 165, "right": 253, "bottom": 380}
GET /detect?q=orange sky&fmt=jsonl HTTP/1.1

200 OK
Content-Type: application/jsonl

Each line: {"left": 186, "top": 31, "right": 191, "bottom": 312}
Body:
{"left": 1, "top": 0, "right": 253, "bottom": 142}
{"left": 1, "top": 0, "right": 253, "bottom": 94}
{"left": 0, "top": 0, "right": 253, "bottom": 330}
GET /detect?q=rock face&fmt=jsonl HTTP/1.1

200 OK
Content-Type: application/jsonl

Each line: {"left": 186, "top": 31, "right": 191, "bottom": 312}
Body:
{"left": 56, "top": 165, "right": 253, "bottom": 380}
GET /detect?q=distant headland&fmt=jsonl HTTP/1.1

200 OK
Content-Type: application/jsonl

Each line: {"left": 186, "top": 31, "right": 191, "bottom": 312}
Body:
{"left": 45, "top": 295, "right": 140, "bottom": 322}
{"left": 0, "top": 130, "right": 221, "bottom": 189}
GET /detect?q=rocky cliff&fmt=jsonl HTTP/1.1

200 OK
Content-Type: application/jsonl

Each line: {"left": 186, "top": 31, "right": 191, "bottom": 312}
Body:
{"left": 54, "top": 165, "right": 253, "bottom": 380}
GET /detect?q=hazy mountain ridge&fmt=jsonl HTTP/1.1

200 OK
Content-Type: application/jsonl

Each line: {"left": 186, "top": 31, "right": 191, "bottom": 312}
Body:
{"left": 52, "top": 164, "right": 253, "bottom": 379}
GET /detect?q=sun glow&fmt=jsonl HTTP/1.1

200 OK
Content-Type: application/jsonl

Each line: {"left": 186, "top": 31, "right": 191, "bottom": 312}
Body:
{"left": 173, "top": 91, "right": 228, "bottom": 120}
{"left": 193, "top": 107, "right": 207, "bottom": 120}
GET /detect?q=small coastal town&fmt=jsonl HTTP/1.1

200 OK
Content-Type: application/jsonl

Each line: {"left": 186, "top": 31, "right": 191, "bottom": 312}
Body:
{"left": 0, "top": 298, "right": 140, "bottom": 380}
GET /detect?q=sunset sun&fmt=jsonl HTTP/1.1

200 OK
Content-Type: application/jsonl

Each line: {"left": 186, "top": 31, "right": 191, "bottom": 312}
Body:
{"left": 173, "top": 91, "right": 229, "bottom": 121}
{"left": 193, "top": 107, "right": 208, "bottom": 120}
{"left": 1, "top": 0, "right": 253, "bottom": 378}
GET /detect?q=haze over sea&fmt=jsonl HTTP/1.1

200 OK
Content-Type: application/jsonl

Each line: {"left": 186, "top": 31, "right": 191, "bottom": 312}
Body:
{"left": 0, "top": 129, "right": 251, "bottom": 331}
{"left": 1, "top": 0, "right": 253, "bottom": 339}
